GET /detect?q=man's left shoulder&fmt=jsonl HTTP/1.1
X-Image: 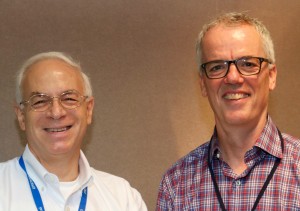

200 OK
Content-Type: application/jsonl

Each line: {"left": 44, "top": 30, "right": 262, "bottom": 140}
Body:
{"left": 89, "top": 168, "right": 147, "bottom": 210}
{"left": 282, "top": 132, "right": 300, "bottom": 159}
{"left": 282, "top": 133, "right": 300, "bottom": 150}
{"left": 90, "top": 168, "right": 143, "bottom": 196}
{"left": 90, "top": 168, "right": 130, "bottom": 186}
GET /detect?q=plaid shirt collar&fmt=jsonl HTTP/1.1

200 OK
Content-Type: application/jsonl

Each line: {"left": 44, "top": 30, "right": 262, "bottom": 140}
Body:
{"left": 209, "top": 115, "right": 283, "bottom": 162}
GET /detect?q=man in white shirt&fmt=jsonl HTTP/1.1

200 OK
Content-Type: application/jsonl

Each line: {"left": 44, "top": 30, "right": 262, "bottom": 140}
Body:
{"left": 0, "top": 52, "right": 147, "bottom": 211}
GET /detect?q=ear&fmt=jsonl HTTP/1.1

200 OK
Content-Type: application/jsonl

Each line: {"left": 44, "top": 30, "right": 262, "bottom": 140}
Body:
{"left": 14, "top": 104, "right": 26, "bottom": 131}
{"left": 268, "top": 64, "right": 277, "bottom": 91}
{"left": 85, "top": 97, "right": 95, "bottom": 125}
{"left": 199, "top": 74, "right": 208, "bottom": 97}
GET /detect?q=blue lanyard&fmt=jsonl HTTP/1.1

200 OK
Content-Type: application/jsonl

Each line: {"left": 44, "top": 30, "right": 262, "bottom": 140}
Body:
{"left": 19, "top": 156, "right": 88, "bottom": 211}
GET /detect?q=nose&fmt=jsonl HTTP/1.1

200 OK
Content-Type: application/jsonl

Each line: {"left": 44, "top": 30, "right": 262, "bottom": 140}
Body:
{"left": 224, "top": 63, "right": 244, "bottom": 84}
{"left": 46, "top": 97, "right": 66, "bottom": 119}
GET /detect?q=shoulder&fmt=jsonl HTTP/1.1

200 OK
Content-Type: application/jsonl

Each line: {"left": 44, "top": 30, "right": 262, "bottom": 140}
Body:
{"left": 91, "top": 168, "right": 132, "bottom": 188}
{"left": 282, "top": 133, "right": 300, "bottom": 159}
{"left": 161, "top": 141, "right": 209, "bottom": 184}
{"left": 282, "top": 133, "right": 300, "bottom": 146}
{"left": 0, "top": 157, "right": 19, "bottom": 173}
{"left": 0, "top": 157, "right": 25, "bottom": 202}
{"left": 275, "top": 133, "right": 300, "bottom": 182}
{"left": 90, "top": 168, "right": 147, "bottom": 210}
{"left": 0, "top": 157, "right": 26, "bottom": 188}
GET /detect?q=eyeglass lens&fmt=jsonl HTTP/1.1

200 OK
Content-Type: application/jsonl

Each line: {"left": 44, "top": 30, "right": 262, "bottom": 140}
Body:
{"left": 29, "top": 91, "right": 84, "bottom": 111}
{"left": 204, "top": 57, "right": 263, "bottom": 79}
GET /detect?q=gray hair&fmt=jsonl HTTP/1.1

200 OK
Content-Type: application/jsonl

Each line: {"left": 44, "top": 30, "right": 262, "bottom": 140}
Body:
{"left": 16, "top": 52, "right": 93, "bottom": 104}
{"left": 195, "top": 12, "right": 275, "bottom": 71}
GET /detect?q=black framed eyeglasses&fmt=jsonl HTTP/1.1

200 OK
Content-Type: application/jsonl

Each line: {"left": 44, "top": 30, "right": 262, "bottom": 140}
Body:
{"left": 20, "top": 90, "right": 88, "bottom": 112}
{"left": 201, "top": 56, "right": 271, "bottom": 79}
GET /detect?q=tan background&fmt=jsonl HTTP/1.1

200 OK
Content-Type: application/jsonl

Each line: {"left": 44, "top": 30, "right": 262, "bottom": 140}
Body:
{"left": 1, "top": 1, "right": 300, "bottom": 210}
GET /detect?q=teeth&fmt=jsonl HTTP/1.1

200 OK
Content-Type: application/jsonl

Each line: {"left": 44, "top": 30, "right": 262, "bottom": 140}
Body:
{"left": 46, "top": 127, "right": 69, "bottom": 132}
{"left": 224, "top": 93, "right": 249, "bottom": 100}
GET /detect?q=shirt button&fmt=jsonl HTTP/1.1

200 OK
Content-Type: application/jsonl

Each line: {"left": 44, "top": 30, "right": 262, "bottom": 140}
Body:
{"left": 236, "top": 180, "right": 241, "bottom": 186}
{"left": 65, "top": 206, "right": 70, "bottom": 211}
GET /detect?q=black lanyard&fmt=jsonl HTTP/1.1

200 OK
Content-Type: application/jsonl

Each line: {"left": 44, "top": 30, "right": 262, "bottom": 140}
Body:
{"left": 207, "top": 128, "right": 284, "bottom": 211}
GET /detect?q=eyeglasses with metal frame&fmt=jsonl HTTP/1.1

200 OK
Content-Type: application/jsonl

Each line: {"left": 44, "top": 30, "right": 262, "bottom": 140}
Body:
{"left": 19, "top": 90, "right": 88, "bottom": 112}
{"left": 200, "top": 56, "right": 271, "bottom": 79}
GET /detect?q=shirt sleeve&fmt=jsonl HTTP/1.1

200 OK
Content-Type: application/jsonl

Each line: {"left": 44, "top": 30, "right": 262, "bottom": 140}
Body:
{"left": 91, "top": 169, "right": 148, "bottom": 211}
{"left": 124, "top": 182, "right": 148, "bottom": 211}
{"left": 156, "top": 175, "right": 173, "bottom": 211}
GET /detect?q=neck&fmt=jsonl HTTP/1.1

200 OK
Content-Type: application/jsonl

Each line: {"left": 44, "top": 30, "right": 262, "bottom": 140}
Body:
{"left": 215, "top": 116, "right": 267, "bottom": 175}
{"left": 29, "top": 146, "right": 80, "bottom": 182}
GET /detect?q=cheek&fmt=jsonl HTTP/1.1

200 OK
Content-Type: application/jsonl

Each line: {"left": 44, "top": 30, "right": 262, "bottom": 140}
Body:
{"left": 23, "top": 116, "right": 41, "bottom": 142}
{"left": 24, "top": 113, "right": 45, "bottom": 131}
{"left": 24, "top": 116, "right": 36, "bottom": 133}
{"left": 257, "top": 74, "right": 271, "bottom": 92}
{"left": 74, "top": 109, "right": 92, "bottom": 126}
{"left": 202, "top": 79, "right": 221, "bottom": 100}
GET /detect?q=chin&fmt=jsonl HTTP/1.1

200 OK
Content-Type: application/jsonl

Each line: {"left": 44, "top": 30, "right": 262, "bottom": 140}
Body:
{"left": 48, "top": 143, "right": 75, "bottom": 154}
{"left": 223, "top": 113, "right": 251, "bottom": 125}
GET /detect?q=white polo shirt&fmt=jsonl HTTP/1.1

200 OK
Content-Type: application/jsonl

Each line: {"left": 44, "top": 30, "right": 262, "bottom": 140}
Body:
{"left": 0, "top": 145, "right": 147, "bottom": 211}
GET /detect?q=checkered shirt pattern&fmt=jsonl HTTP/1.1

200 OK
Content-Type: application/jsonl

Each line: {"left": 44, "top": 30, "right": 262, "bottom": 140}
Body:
{"left": 156, "top": 116, "right": 300, "bottom": 210}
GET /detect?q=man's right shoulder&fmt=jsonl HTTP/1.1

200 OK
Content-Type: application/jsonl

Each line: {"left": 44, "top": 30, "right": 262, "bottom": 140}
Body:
{"left": 162, "top": 141, "right": 210, "bottom": 180}
{"left": 0, "top": 157, "right": 22, "bottom": 188}
{"left": 0, "top": 157, "right": 19, "bottom": 171}
{"left": 0, "top": 158, "right": 18, "bottom": 174}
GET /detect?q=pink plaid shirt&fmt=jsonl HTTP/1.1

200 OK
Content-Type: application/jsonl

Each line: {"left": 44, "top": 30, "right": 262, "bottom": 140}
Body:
{"left": 157, "top": 116, "right": 300, "bottom": 210}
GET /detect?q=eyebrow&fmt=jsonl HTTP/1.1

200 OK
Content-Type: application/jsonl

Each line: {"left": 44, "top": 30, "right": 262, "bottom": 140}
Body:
{"left": 28, "top": 92, "right": 45, "bottom": 96}
{"left": 29, "top": 90, "right": 79, "bottom": 97}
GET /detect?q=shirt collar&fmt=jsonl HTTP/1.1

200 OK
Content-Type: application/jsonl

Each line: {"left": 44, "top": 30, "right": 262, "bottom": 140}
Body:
{"left": 22, "top": 145, "right": 93, "bottom": 189}
{"left": 255, "top": 116, "right": 283, "bottom": 159}
{"left": 78, "top": 150, "right": 93, "bottom": 188}
{"left": 209, "top": 115, "right": 283, "bottom": 161}
{"left": 22, "top": 145, "right": 49, "bottom": 187}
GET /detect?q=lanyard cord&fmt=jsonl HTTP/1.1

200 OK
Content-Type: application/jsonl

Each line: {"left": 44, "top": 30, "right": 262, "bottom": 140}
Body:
{"left": 207, "top": 128, "right": 284, "bottom": 211}
{"left": 19, "top": 156, "right": 88, "bottom": 211}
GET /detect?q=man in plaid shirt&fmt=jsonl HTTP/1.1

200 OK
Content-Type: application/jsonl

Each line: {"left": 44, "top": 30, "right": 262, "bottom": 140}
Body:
{"left": 156, "top": 12, "right": 300, "bottom": 211}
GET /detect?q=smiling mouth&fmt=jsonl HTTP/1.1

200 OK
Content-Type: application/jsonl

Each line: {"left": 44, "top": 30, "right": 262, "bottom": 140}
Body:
{"left": 44, "top": 126, "right": 72, "bottom": 132}
{"left": 223, "top": 93, "right": 250, "bottom": 100}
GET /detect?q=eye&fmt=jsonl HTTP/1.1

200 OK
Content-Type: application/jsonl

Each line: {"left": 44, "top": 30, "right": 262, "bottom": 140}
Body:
{"left": 209, "top": 64, "right": 225, "bottom": 72}
{"left": 242, "top": 62, "right": 257, "bottom": 67}
{"left": 61, "top": 93, "right": 80, "bottom": 105}
{"left": 30, "top": 95, "right": 50, "bottom": 108}
{"left": 63, "top": 97, "right": 78, "bottom": 102}
{"left": 239, "top": 58, "right": 260, "bottom": 69}
{"left": 206, "top": 62, "right": 227, "bottom": 75}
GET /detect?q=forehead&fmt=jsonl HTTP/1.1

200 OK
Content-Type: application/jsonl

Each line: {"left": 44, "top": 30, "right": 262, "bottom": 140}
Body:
{"left": 201, "top": 24, "right": 264, "bottom": 60}
{"left": 22, "top": 59, "right": 84, "bottom": 96}
{"left": 204, "top": 23, "right": 260, "bottom": 37}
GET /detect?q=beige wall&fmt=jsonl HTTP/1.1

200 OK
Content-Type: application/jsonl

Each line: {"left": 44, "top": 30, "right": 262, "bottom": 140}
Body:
{"left": 1, "top": 1, "right": 300, "bottom": 210}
